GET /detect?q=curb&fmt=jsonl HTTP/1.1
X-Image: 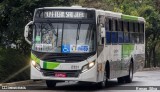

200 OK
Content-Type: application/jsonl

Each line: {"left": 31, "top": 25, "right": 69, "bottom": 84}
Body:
{"left": 0, "top": 80, "right": 43, "bottom": 86}
{"left": 142, "top": 67, "right": 160, "bottom": 71}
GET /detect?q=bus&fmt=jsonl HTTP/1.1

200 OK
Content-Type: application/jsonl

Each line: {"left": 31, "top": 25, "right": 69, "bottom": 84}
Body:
{"left": 24, "top": 6, "right": 145, "bottom": 88}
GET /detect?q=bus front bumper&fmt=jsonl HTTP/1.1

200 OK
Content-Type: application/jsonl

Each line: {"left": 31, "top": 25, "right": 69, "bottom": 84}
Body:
{"left": 30, "top": 63, "right": 97, "bottom": 82}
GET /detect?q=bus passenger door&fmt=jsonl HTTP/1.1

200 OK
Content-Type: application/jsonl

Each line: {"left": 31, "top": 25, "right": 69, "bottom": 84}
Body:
{"left": 97, "top": 15, "right": 106, "bottom": 82}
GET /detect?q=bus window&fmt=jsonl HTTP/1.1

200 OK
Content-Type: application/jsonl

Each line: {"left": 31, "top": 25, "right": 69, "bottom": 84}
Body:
{"left": 118, "top": 20, "right": 122, "bottom": 31}
{"left": 109, "top": 19, "right": 112, "bottom": 31}
{"left": 106, "top": 32, "right": 111, "bottom": 44}
{"left": 133, "top": 22, "right": 135, "bottom": 32}
{"left": 142, "top": 23, "right": 144, "bottom": 33}
{"left": 105, "top": 18, "right": 109, "bottom": 31}
{"left": 113, "top": 19, "right": 118, "bottom": 31}
{"left": 124, "top": 32, "right": 129, "bottom": 43}
{"left": 118, "top": 31, "right": 123, "bottom": 43}
{"left": 139, "top": 33, "right": 144, "bottom": 43}
{"left": 123, "top": 21, "right": 128, "bottom": 32}
{"left": 133, "top": 33, "right": 139, "bottom": 43}
{"left": 130, "top": 33, "right": 134, "bottom": 43}
{"left": 115, "top": 20, "right": 118, "bottom": 31}
{"left": 140, "top": 23, "right": 144, "bottom": 33}
{"left": 129, "top": 22, "right": 134, "bottom": 32}
{"left": 127, "top": 22, "right": 129, "bottom": 32}
{"left": 105, "top": 18, "right": 111, "bottom": 44}
{"left": 111, "top": 32, "right": 118, "bottom": 43}
{"left": 112, "top": 19, "right": 115, "bottom": 31}
{"left": 135, "top": 23, "right": 138, "bottom": 32}
{"left": 138, "top": 23, "right": 140, "bottom": 32}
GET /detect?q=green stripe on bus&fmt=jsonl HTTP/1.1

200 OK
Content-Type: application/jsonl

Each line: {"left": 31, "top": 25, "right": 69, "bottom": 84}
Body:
{"left": 121, "top": 15, "right": 138, "bottom": 21}
{"left": 122, "top": 44, "right": 134, "bottom": 58}
{"left": 31, "top": 53, "right": 40, "bottom": 64}
{"left": 43, "top": 62, "right": 60, "bottom": 70}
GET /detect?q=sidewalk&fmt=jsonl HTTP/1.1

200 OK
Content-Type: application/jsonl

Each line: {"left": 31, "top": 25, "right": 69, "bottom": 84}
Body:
{"left": 0, "top": 80, "right": 43, "bottom": 86}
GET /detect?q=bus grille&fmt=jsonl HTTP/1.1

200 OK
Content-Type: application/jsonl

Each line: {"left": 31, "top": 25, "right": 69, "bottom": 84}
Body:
{"left": 41, "top": 69, "right": 81, "bottom": 77}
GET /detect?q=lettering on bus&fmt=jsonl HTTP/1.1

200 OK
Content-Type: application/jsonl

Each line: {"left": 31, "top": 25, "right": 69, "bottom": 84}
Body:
{"left": 44, "top": 11, "right": 85, "bottom": 18}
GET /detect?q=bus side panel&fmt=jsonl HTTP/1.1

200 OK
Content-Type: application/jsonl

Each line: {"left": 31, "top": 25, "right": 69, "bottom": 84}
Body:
{"left": 104, "top": 45, "right": 122, "bottom": 79}
{"left": 133, "top": 44, "right": 145, "bottom": 72}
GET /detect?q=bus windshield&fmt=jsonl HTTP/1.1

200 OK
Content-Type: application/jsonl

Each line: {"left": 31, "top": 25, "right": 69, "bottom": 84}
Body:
{"left": 32, "top": 23, "right": 96, "bottom": 53}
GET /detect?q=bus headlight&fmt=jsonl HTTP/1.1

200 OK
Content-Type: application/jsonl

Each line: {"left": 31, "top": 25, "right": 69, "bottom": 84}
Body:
{"left": 82, "top": 60, "right": 95, "bottom": 73}
{"left": 31, "top": 60, "right": 41, "bottom": 71}
{"left": 31, "top": 60, "right": 36, "bottom": 66}
{"left": 89, "top": 61, "right": 95, "bottom": 68}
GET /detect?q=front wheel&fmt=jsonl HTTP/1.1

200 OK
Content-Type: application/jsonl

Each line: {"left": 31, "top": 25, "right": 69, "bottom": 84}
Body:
{"left": 46, "top": 80, "right": 57, "bottom": 88}
{"left": 97, "top": 70, "right": 108, "bottom": 88}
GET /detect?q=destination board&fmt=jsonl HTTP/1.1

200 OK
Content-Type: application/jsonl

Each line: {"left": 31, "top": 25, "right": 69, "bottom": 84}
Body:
{"left": 35, "top": 9, "right": 94, "bottom": 19}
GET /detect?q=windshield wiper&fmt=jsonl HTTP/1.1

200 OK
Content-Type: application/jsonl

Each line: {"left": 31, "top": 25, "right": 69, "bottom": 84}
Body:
{"left": 56, "top": 26, "right": 59, "bottom": 47}
{"left": 76, "top": 23, "right": 81, "bottom": 45}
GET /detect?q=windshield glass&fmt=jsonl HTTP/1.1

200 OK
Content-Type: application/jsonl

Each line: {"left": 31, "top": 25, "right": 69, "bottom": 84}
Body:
{"left": 32, "top": 23, "right": 96, "bottom": 53}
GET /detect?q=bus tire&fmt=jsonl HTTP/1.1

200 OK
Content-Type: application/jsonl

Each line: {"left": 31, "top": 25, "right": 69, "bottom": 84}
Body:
{"left": 97, "top": 68, "right": 108, "bottom": 88}
{"left": 46, "top": 80, "right": 56, "bottom": 88}
{"left": 124, "top": 62, "right": 133, "bottom": 83}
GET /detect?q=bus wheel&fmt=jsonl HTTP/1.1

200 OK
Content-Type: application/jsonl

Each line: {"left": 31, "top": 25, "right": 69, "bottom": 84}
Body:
{"left": 124, "top": 62, "right": 133, "bottom": 83}
{"left": 46, "top": 80, "right": 56, "bottom": 88}
{"left": 97, "top": 70, "right": 107, "bottom": 88}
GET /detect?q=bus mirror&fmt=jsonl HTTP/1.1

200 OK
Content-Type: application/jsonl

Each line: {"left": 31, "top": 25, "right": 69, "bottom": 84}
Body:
{"left": 24, "top": 21, "right": 33, "bottom": 45}
{"left": 101, "top": 27, "right": 105, "bottom": 37}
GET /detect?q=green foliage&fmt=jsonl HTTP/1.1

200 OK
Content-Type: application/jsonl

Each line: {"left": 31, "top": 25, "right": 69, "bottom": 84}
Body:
{"left": 0, "top": 47, "right": 30, "bottom": 82}
{"left": 0, "top": 0, "right": 71, "bottom": 82}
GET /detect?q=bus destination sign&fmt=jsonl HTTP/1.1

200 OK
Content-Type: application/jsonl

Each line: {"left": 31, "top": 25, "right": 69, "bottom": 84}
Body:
{"left": 44, "top": 11, "right": 86, "bottom": 18}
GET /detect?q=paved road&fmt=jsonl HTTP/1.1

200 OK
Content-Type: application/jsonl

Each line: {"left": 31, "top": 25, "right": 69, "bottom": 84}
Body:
{"left": 1, "top": 70, "right": 160, "bottom": 92}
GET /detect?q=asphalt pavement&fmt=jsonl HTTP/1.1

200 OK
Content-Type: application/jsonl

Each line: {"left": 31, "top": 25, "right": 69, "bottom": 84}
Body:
{"left": 1, "top": 70, "right": 160, "bottom": 92}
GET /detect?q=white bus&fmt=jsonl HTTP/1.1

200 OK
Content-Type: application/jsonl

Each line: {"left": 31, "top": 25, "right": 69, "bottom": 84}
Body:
{"left": 24, "top": 6, "right": 145, "bottom": 88}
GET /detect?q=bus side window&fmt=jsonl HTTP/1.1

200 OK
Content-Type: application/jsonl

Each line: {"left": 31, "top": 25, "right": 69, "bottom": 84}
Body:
{"left": 115, "top": 19, "right": 118, "bottom": 31}
{"left": 109, "top": 19, "right": 112, "bottom": 31}
{"left": 124, "top": 32, "right": 129, "bottom": 43}
{"left": 135, "top": 22, "right": 140, "bottom": 43}
{"left": 112, "top": 19, "right": 118, "bottom": 44}
{"left": 106, "top": 18, "right": 112, "bottom": 44}
{"left": 139, "top": 23, "right": 144, "bottom": 43}
{"left": 112, "top": 32, "right": 118, "bottom": 43}
{"left": 118, "top": 20, "right": 123, "bottom": 43}
{"left": 123, "top": 21, "right": 128, "bottom": 32}
{"left": 118, "top": 31, "right": 123, "bottom": 43}
{"left": 129, "top": 22, "right": 134, "bottom": 43}
{"left": 106, "top": 32, "right": 111, "bottom": 44}
{"left": 135, "top": 23, "right": 138, "bottom": 32}
{"left": 123, "top": 21, "right": 129, "bottom": 43}
{"left": 132, "top": 22, "right": 138, "bottom": 43}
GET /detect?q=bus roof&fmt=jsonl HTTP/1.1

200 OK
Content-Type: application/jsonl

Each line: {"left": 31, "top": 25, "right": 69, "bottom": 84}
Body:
{"left": 35, "top": 6, "right": 145, "bottom": 22}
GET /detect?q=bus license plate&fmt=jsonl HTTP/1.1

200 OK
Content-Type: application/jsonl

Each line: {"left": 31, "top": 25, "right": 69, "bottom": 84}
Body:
{"left": 55, "top": 72, "right": 66, "bottom": 77}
